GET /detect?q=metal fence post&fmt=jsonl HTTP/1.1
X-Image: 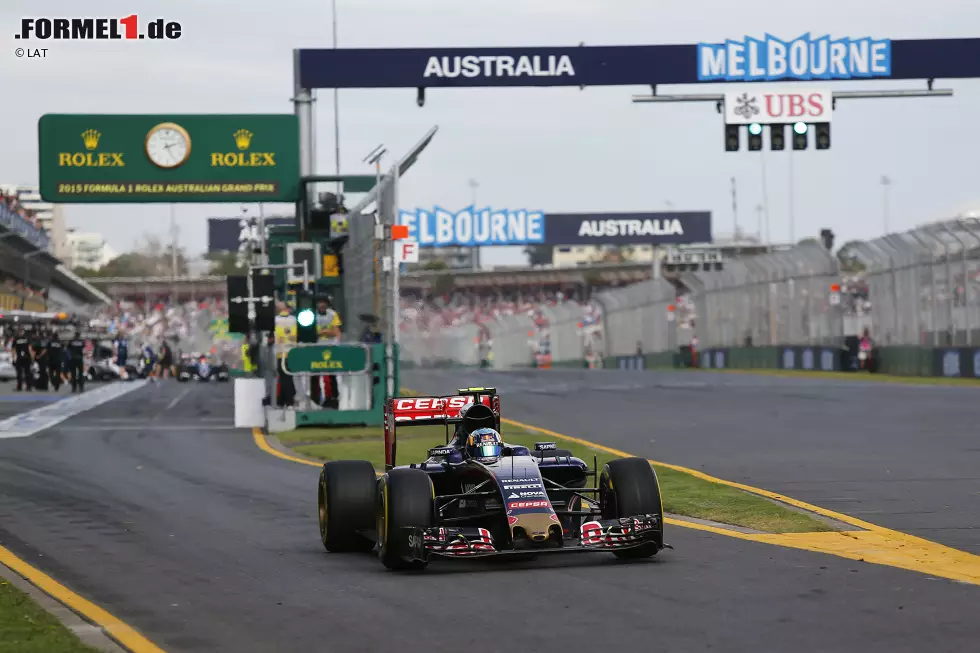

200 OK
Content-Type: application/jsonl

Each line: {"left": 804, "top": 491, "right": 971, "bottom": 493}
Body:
{"left": 957, "top": 218, "right": 980, "bottom": 345}
{"left": 939, "top": 222, "right": 972, "bottom": 345}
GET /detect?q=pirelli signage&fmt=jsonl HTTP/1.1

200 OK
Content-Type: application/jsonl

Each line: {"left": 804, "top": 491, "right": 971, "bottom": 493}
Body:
{"left": 38, "top": 114, "right": 299, "bottom": 203}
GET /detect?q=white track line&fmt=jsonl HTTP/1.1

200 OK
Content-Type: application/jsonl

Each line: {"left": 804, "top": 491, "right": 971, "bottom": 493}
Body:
{"left": 155, "top": 386, "right": 192, "bottom": 419}
{"left": 0, "top": 381, "right": 148, "bottom": 439}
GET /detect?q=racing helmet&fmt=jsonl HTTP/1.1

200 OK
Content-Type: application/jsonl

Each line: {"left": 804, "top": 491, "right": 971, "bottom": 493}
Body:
{"left": 466, "top": 428, "right": 503, "bottom": 463}
{"left": 458, "top": 402, "right": 496, "bottom": 434}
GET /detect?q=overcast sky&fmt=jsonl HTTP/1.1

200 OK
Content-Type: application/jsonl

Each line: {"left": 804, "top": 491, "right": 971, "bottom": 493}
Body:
{"left": 3, "top": 0, "right": 980, "bottom": 266}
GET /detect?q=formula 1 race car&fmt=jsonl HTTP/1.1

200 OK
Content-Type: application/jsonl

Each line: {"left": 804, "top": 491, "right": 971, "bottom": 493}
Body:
{"left": 317, "top": 387, "right": 666, "bottom": 571}
{"left": 86, "top": 359, "right": 141, "bottom": 382}
{"left": 177, "top": 353, "right": 230, "bottom": 382}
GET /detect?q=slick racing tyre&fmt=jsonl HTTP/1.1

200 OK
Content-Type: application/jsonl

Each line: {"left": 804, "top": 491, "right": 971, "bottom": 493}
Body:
{"left": 377, "top": 468, "right": 434, "bottom": 571}
{"left": 599, "top": 457, "right": 664, "bottom": 559}
{"left": 318, "top": 460, "right": 377, "bottom": 553}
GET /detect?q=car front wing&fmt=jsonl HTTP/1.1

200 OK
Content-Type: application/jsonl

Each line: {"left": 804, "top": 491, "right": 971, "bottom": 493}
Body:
{"left": 394, "top": 514, "right": 662, "bottom": 563}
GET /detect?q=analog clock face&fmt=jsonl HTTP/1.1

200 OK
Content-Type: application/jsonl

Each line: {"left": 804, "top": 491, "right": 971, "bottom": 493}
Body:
{"left": 145, "top": 123, "right": 191, "bottom": 169}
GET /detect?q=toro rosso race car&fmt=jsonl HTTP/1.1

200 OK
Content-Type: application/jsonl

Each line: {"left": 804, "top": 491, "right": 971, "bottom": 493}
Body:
{"left": 177, "top": 353, "right": 230, "bottom": 382}
{"left": 317, "top": 387, "right": 667, "bottom": 571}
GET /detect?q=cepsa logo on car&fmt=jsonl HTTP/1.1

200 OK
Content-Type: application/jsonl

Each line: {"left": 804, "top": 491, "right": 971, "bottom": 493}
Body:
{"left": 508, "top": 500, "right": 549, "bottom": 510}
{"left": 15, "top": 15, "right": 182, "bottom": 41}
{"left": 394, "top": 396, "right": 470, "bottom": 411}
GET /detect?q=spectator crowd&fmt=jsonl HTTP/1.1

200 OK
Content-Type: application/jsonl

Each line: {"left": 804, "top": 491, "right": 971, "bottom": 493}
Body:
{"left": 1, "top": 187, "right": 48, "bottom": 233}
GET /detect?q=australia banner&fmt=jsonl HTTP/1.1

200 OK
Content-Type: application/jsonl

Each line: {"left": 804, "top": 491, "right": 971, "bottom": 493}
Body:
{"left": 543, "top": 212, "right": 712, "bottom": 246}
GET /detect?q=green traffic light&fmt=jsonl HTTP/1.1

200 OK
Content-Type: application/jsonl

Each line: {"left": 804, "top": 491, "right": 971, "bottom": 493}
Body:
{"left": 748, "top": 123, "right": 762, "bottom": 136}
{"left": 793, "top": 122, "right": 808, "bottom": 135}
{"left": 297, "top": 309, "right": 315, "bottom": 328}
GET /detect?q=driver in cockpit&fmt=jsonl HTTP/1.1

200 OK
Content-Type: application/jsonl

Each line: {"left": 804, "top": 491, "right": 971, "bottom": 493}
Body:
{"left": 450, "top": 402, "right": 497, "bottom": 448}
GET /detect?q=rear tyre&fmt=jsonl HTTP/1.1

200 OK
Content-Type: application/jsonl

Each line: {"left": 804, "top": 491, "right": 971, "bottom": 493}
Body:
{"left": 377, "top": 468, "right": 434, "bottom": 571}
{"left": 318, "top": 460, "right": 377, "bottom": 553}
{"left": 599, "top": 457, "right": 664, "bottom": 559}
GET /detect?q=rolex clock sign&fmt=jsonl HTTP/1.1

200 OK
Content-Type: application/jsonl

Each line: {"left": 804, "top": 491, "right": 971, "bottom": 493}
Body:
{"left": 37, "top": 114, "right": 299, "bottom": 203}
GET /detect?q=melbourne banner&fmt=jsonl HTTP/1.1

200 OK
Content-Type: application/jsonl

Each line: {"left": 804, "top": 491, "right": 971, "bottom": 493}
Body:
{"left": 398, "top": 209, "right": 711, "bottom": 247}
{"left": 398, "top": 208, "right": 545, "bottom": 247}
{"left": 297, "top": 38, "right": 980, "bottom": 89}
{"left": 698, "top": 34, "right": 890, "bottom": 81}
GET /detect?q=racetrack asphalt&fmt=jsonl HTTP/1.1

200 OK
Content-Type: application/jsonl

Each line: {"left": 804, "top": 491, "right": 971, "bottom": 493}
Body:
{"left": 405, "top": 368, "right": 980, "bottom": 553}
{"left": 0, "top": 386, "right": 70, "bottom": 420}
{"left": 0, "top": 379, "right": 978, "bottom": 652}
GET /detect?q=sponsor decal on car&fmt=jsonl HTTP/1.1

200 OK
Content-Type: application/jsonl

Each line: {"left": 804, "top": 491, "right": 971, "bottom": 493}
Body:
{"left": 500, "top": 483, "right": 541, "bottom": 490}
{"left": 508, "top": 500, "right": 549, "bottom": 510}
{"left": 507, "top": 491, "right": 545, "bottom": 499}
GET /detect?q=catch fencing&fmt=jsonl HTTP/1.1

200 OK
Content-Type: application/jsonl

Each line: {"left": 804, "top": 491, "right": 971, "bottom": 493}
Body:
{"left": 850, "top": 218, "right": 980, "bottom": 346}
{"left": 680, "top": 243, "right": 843, "bottom": 348}
{"left": 594, "top": 278, "right": 681, "bottom": 356}
{"left": 343, "top": 174, "right": 395, "bottom": 340}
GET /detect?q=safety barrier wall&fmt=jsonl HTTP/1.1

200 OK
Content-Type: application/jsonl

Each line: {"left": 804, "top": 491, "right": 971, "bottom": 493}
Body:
{"left": 486, "top": 314, "right": 535, "bottom": 369}
{"left": 850, "top": 218, "right": 980, "bottom": 347}
{"left": 539, "top": 303, "right": 587, "bottom": 363}
{"left": 683, "top": 243, "right": 843, "bottom": 348}
{"left": 400, "top": 322, "right": 481, "bottom": 368}
{"left": 594, "top": 278, "right": 680, "bottom": 356}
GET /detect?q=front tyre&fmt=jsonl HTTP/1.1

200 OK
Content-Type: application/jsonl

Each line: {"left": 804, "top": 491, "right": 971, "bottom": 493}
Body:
{"left": 318, "top": 460, "right": 377, "bottom": 553}
{"left": 377, "top": 468, "right": 434, "bottom": 571}
{"left": 599, "top": 457, "right": 664, "bottom": 559}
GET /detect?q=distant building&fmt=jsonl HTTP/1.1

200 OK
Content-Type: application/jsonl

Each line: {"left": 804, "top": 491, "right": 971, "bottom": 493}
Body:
{"left": 550, "top": 236, "right": 770, "bottom": 268}
{"left": 65, "top": 229, "right": 118, "bottom": 270}
{"left": 552, "top": 245, "right": 657, "bottom": 268}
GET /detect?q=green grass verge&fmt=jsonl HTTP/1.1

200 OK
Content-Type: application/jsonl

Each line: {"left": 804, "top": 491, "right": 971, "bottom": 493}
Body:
{"left": 281, "top": 425, "right": 832, "bottom": 534}
{"left": 688, "top": 367, "right": 980, "bottom": 386}
{"left": 0, "top": 579, "right": 98, "bottom": 653}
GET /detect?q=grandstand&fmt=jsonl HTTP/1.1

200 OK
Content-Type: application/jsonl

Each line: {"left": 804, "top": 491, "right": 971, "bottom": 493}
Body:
{"left": 1, "top": 186, "right": 109, "bottom": 315}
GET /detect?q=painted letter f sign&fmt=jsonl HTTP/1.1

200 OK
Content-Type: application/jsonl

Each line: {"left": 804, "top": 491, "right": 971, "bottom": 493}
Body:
{"left": 397, "top": 241, "right": 419, "bottom": 263}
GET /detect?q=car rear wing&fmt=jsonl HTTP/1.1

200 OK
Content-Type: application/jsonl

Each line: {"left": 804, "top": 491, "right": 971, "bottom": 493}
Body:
{"left": 384, "top": 387, "right": 500, "bottom": 470}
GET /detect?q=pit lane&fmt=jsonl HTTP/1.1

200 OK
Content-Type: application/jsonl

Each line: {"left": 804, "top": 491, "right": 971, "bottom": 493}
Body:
{"left": 0, "top": 380, "right": 977, "bottom": 652}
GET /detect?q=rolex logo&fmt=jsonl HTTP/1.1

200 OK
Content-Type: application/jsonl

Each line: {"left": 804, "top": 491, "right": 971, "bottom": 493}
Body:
{"left": 212, "top": 128, "right": 275, "bottom": 167}
{"left": 59, "top": 129, "right": 123, "bottom": 167}
{"left": 234, "top": 129, "right": 253, "bottom": 150}
{"left": 81, "top": 129, "right": 101, "bottom": 151}
{"left": 322, "top": 350, "right": 332, "bottom": 361}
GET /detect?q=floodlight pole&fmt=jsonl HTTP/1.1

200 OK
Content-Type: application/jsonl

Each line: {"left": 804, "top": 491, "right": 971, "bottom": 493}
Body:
{"left": 292, "top": 50, "right": 316, "bottom": 224}
{"left": 363, "top": 145, "right": 387, "bottom": 327}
